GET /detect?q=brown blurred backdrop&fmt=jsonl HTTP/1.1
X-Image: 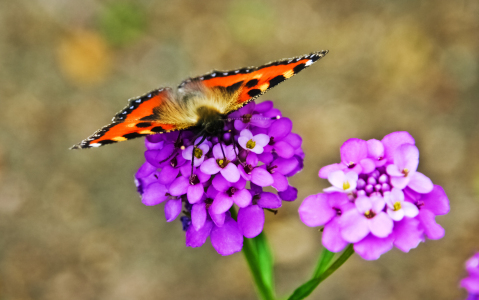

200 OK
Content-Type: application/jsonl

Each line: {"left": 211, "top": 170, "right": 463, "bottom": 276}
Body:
{"left": 0, "top": 0, "right": 478, "bottom": 299}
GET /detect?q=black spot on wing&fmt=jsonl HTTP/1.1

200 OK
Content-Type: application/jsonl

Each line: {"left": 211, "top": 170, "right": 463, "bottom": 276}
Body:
{"left": 136, "top": 122, "right": 152, "bottom": 128}
{"left": 113, "top": 88, "right": 165, "bottom": 122}
{"left": 123, "top": 132, "right": 146, "bottom": 139}
{"left": 226, "top": 81, "right": 244, "bottom": 94}
{"left": 245, "top": 79, "right": 259, "bottom": 88}
{"left": 140, "top": 114, "right": 157, "bottom": 121}
{"left": 268, "top": 75, "right": 285, "bottom": 88}
{"left": 151, "top": 126, "right": 165, "bottom": 133}
{"left": 247, "top": 89, "right": 262, "bottom": 97}
{"left": 293, "top": 63, "right": 306, "bottom": 74}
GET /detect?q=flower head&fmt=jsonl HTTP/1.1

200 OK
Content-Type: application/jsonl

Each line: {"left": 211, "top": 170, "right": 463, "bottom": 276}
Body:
{"left": 461, "top": 252, "right": 479, "bottom": 297}
{"left": 135, "top": 100, "right": 304, "bottom": 255}
{"left": 299, "top": 131, "right": 450, "bottom": 260}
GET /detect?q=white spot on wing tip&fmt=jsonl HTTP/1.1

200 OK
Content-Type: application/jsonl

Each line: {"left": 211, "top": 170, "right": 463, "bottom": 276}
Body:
{"left": 90, "top": 143, "right": 101, "bottom": 148}
{"left": 305, "top": 60, "right": 313, "bottom": 66}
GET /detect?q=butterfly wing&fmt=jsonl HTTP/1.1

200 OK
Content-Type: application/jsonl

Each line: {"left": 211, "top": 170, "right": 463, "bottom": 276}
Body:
{"left": 178, "top": 50, "right": 328, "bottom": 114}
{"left": 71, "top": 88, "right": 179, "bottom": 149}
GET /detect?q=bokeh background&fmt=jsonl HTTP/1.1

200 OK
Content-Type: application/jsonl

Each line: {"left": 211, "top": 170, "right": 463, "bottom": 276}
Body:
{"left": 1, "top": 0, "right": 478, "bottom": 299}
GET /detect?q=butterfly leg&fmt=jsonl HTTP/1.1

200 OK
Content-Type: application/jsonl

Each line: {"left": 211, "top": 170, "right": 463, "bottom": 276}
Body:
{"left": 190, "top": 133, "right": 208, "bottom": 179}
{"left": 158, "top": 132, "right": 183, "bottom": 165}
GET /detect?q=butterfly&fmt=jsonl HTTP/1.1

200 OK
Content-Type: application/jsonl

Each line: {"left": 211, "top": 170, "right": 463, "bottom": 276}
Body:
{"left": 71, "top": 50, "right": 328, "bottom": 149}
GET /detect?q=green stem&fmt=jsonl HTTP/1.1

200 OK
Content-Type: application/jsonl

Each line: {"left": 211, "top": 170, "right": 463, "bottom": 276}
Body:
{"left": 312, "top": 248, "right": 335, "bottom": 278}
{"left": 230, "top": 207, "right": 275, "bottom": 300}
{"left": 287, "top": 245, "right": 354, "bottom": 300}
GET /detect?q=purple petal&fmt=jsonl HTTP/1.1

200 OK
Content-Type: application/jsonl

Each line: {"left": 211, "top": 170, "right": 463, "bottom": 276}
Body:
{"left": 274, "top": 141, "right": 295, "bottom": 159}
{"left": 135, "top": 162, "right": 156, "bottom": 179}
{"left": 232, "top": 177, "right": 246, "bottom": 189}
{"left": 254, "top": 100, "right": 273, "bottom": 112}
{"left": 278, "top": 185, "right": 297, "bottom": 201}
{"left": 460, "top": 276, "right": 479, "bottom": 294}
{"left": 238, "top": 165, "right": 252, "bottom": 181}
{"left": 191, "top": 202, "right": 207, "bottom": 230}
{"left": 393, "top": 217, "right": 423, "bottom": 252}
{"left": 257, "top": 192, "right": 282, "bottom": 209}
{"left": 298, "top": 194, "right": 336, "bottom": 227}
{"left": 254, "top": 134, "right": 270, "bottom": 147}
{"left": 182, "top": 145, "right": 195, "bottom": 160}
{"left": 274, "top": 157, "right": 299, "bottom": 175}
{"left": 232, "top": 188, "right": 252, "bottom": 208}
{"left": 144, "top": 144, "right": 175, "bottom": 168}
{"left": 355, "top": 196, "right": 372, "bottom": 214}
{"left": 169, "top": 176, "right": 189, "bottom": 196}
{"left": 340, "top": 138, "right": 368, "bottom": 166}
{"left": 209, "top": 207, "right": 225, "bottom": 227}
{"left": 340, "top": 209, "right": 370, "bottom": 243}
{"left": 220, "top": 163, "right": 240, "bottom": 183}
{"left": 234, "top": 119, "right": 247, "bottom": 131}
{"left": 386, "top": 164, "right": 403, "bottom": 177}
{"left": 327, "top": 192, "right": 351, "bottom": 208}
{"left": 146, "top": 134, "right": 164, "bottom": 144}
{"left": 368, "top": 212, "right": 393, "bottom": 238}
{"left": 212, "top": 143, "right": 225, "bottom": 159}
{"left": 421, "top": 185, "right": 450, "bottom": 215}
{"left": 240, "top": 129, "right": 254, "bottom": 139}
{"left": 390, "top": 176, "right": 410, "bottom": 190}
{"left": 408, "top": 172, "right": 434, "bottom": 194}
{"left": 238, "top": 205, "right": 265, "bottom": 238}
{"left": 164, "top": 199, "right": 182, "bottom": 222}
{"left": 141, "top": 183, "right": 168, "bottom": 206}
{"left": 186, "top": 219, "right": 213, "bottom": 248}
{"left": 246, "top": 152, "right": 259, "bottom": 165}
{"left": 417, "top": 209, "right": 445, "bottom": 239}
{"left": 268, "top": 118, "right": 292, "bottom": 140}
{"left": 200, "top": 158, "right": 221, "bottom": 175}
{"left": 258, "top": 152, "right": 274, "bottom": 164}
{"left": 251, "top": 168, "right": 274, "bottom": 187}
{"left": 210, "top": 215, "right": 243, "bottom": 255}
{"left": 187, "top": 184, "right": 204, "bottom": 204}
{"left": 271, "top": 172, "right": 288, "bottom": 192}
{"left": 318, "top": 163, "right": 344, "bottom": 179}
{"left": 283, "top": 133, "right": 302, "bottom": 149}
{"left": 238, "top": 136, "right": 250, "bottom": 150}
{"left": 322, "top": 217, "right": 349, "bottom": 252}
{"left": 353, "top": 234, "right": 394, "bottom": 260}
{"left": 212, "top": 173, "right": 231, "bottom": 192}
{"left": 382, "top": 131, "right": 415, "bottom": 163}
{"left": 157, "top": 165, "right": 180, "bottom": 185}
{"left": 211, "top": 192, "right": 234, "bottom": 214}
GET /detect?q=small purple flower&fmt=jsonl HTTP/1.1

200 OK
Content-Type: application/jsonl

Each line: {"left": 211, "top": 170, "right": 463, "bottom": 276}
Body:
{"left": 211, "top": 174, "right": 251, "bottom": 214}
{"left": 182, "top": 137, "right": 210, "bottom": 167}
{"left": 384, "top": 188, "right": 419, "bottom": 221}
{"left": 461, "top": 252, "right": 479, "bottom": 297}
{"left": 324, "top": 170, "right": 358, "bottom": 193}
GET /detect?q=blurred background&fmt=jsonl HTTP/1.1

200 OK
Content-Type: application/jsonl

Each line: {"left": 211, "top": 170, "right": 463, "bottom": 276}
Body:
{"left": 0, "top": 0, "right": 478, "bottom": 299}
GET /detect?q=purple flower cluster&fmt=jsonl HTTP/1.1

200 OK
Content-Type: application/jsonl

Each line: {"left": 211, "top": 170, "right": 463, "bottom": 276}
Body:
{"left": 298, "top": 132, "right": 450, "bottom": 260}
{"left": 461, "top": 252, "right": 479, "bottom": 300}
{"left": 135, "top": 101, "right": 304, "bottom": 255}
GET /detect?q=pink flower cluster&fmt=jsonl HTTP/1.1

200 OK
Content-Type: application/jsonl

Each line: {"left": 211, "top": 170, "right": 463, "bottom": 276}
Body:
{"left": 461, "top": 252, "right": 479, "bottom": 299}
{"left": 135, "top": 101, "right": 304, "bottom": 255}
{"left": 298, "top": 132, "right": 450, "bottom": 260}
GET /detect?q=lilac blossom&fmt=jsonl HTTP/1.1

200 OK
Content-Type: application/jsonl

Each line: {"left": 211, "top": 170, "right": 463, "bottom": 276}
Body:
{"left": 134, "top": 100, "right": 304, "bottom": 255}
{"left": 299, "top": 131, "right": 450, "bottom": 260}
{"left": 461, "top": 252, "right": 479, "bottom": 298}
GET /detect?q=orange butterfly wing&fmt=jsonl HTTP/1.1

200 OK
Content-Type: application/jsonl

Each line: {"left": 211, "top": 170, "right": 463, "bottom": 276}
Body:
{"left": 178, "top": 50, "right": 328, "bottom": 113}
{"left": 71, "top": 88, "right": 176, "bottom": 149}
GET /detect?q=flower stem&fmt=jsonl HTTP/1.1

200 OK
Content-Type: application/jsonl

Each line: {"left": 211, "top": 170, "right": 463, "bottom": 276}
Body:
{"left": 287, "top": 245, "right": 354, "bottom": 300}
{"left": 313, "top": 248, "right": 335, "bottom": 278}
{"left": 230, "top": 207, "right": 276, "bottom": 300}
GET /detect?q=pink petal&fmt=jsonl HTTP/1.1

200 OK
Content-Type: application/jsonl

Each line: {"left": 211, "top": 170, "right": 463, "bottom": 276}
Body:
{"left": 369, "top": 212, "right": 393, "bottom": 237}
{"left": 274, "top": 141, "right": 295, "bottom": 159}
{"left": 212, "top": 173, "right": 231, "bottom": 192}
{"left": 421, "top": 185, "right": 450, "bottom": 215}
{"left": 187, "top": 184, "right": 204, "bottom": 204}
{"left": 328, "top": 170, "right": 346, "bottom": 188}
{"left": 367, "top": 139, "right": 384, "bottom": 159}
{"left": 251, "top": 168, "right": 274, "bottom": 187}
{"left": 220, "top": 163, "right": 240, "bottom": 183}
{"left": 209, "top": 208, "right": 225, "bottom": 227}
{"left": 257, "top": 192, "right": 281, "bottom": 209}
{"left": 408, "top": 172, "right": 433, "bottom": 194}
{"left": 390, "top": 176, "right": 410, "bottom": 189}
{"left": 141, "top": 183, "right": 168, "bottom": 206}
{"left": 169, "top": 176, "right": 189, "bottom": 196}
{"left": 340, "top": 138, "right": 368, "bottom": 165}
{"left": 387, "top": 208, "right": 405, "bottom": 221}
{"left": 340, "top": 209, "right": 370, "bottom": 243}
{"left": 394, "top": 144, "right": 419, "bottom": 173}
{"left": 353, "top": 234, "right": 394, "bottom": 260}
{"left": 271, "top": 172, "right": 288, "bottom": 192}
{"left": 402, "top": 201, "right": 419, "bottom": 218}
{"left": 240, "top": 129, "right": 253, "bottom": 139}
{"left": 386, "top": 164, "right": 403, "bottom": 177}
{"left": 318, "top": 163, "right": 344, "bottom": 179}
{"left": 322, "top": 217, "right": 349, "bottom": 252}
{"left": 283, "top": 133, "right": 302, "bottom": 149}
{"left": 381, "top": 131, "right": 415, "bottom": 163}
{"left": 393, "top": 217, "right": 423, "bottom": 252}
{"left": 360, "top": 158, "right": 375, "bottom": 174}
{"left": 355, "top": 196, "right": 372, "bottom": 214}
{"left": 298, "top": 194, "right": 336, "bottom": 227}
{"left": 238, "top": 136, "right": 249, "bottom": 150}
{"left": 254, "top": 134, "right": 270, "bottom": 147}
{"left": 417, "top": 209, "right": 445, "bottom": 240}
{"left": 200, "top": 158, "right": 221, "bottom": 175}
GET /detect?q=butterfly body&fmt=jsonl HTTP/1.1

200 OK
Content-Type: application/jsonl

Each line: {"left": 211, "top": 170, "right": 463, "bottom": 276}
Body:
{"left": 71, "top": 50, "right": 328, "bottom": 149}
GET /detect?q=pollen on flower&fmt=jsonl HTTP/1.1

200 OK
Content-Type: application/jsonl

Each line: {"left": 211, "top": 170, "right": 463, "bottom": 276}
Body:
{"left": 402, "top": 168, "right": 409, "bottom": 177}
{"left": 216, "top": 158, "right": 228, "bottom": 168}
{"left": 364, "top": 210, "right": 376, "bottom": 219}
{"left": 246, "top": 139, "right": 256, "bottom": 149}
{"left": 347, "top": 162, "right": 356, "bottom": 169}
{"left": 343, "top": 181, "right": 351, "bottom": 190}
{"left": 393, "top": 202, "right": 401, "bottom": 211}
{"left": 193, "top": 147, "right": 203, "bottom": 158}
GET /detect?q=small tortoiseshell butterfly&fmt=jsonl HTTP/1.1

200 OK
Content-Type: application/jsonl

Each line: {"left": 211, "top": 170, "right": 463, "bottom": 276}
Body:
{"left": 71, "top": 50, "right": 328, "bottom": 149}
